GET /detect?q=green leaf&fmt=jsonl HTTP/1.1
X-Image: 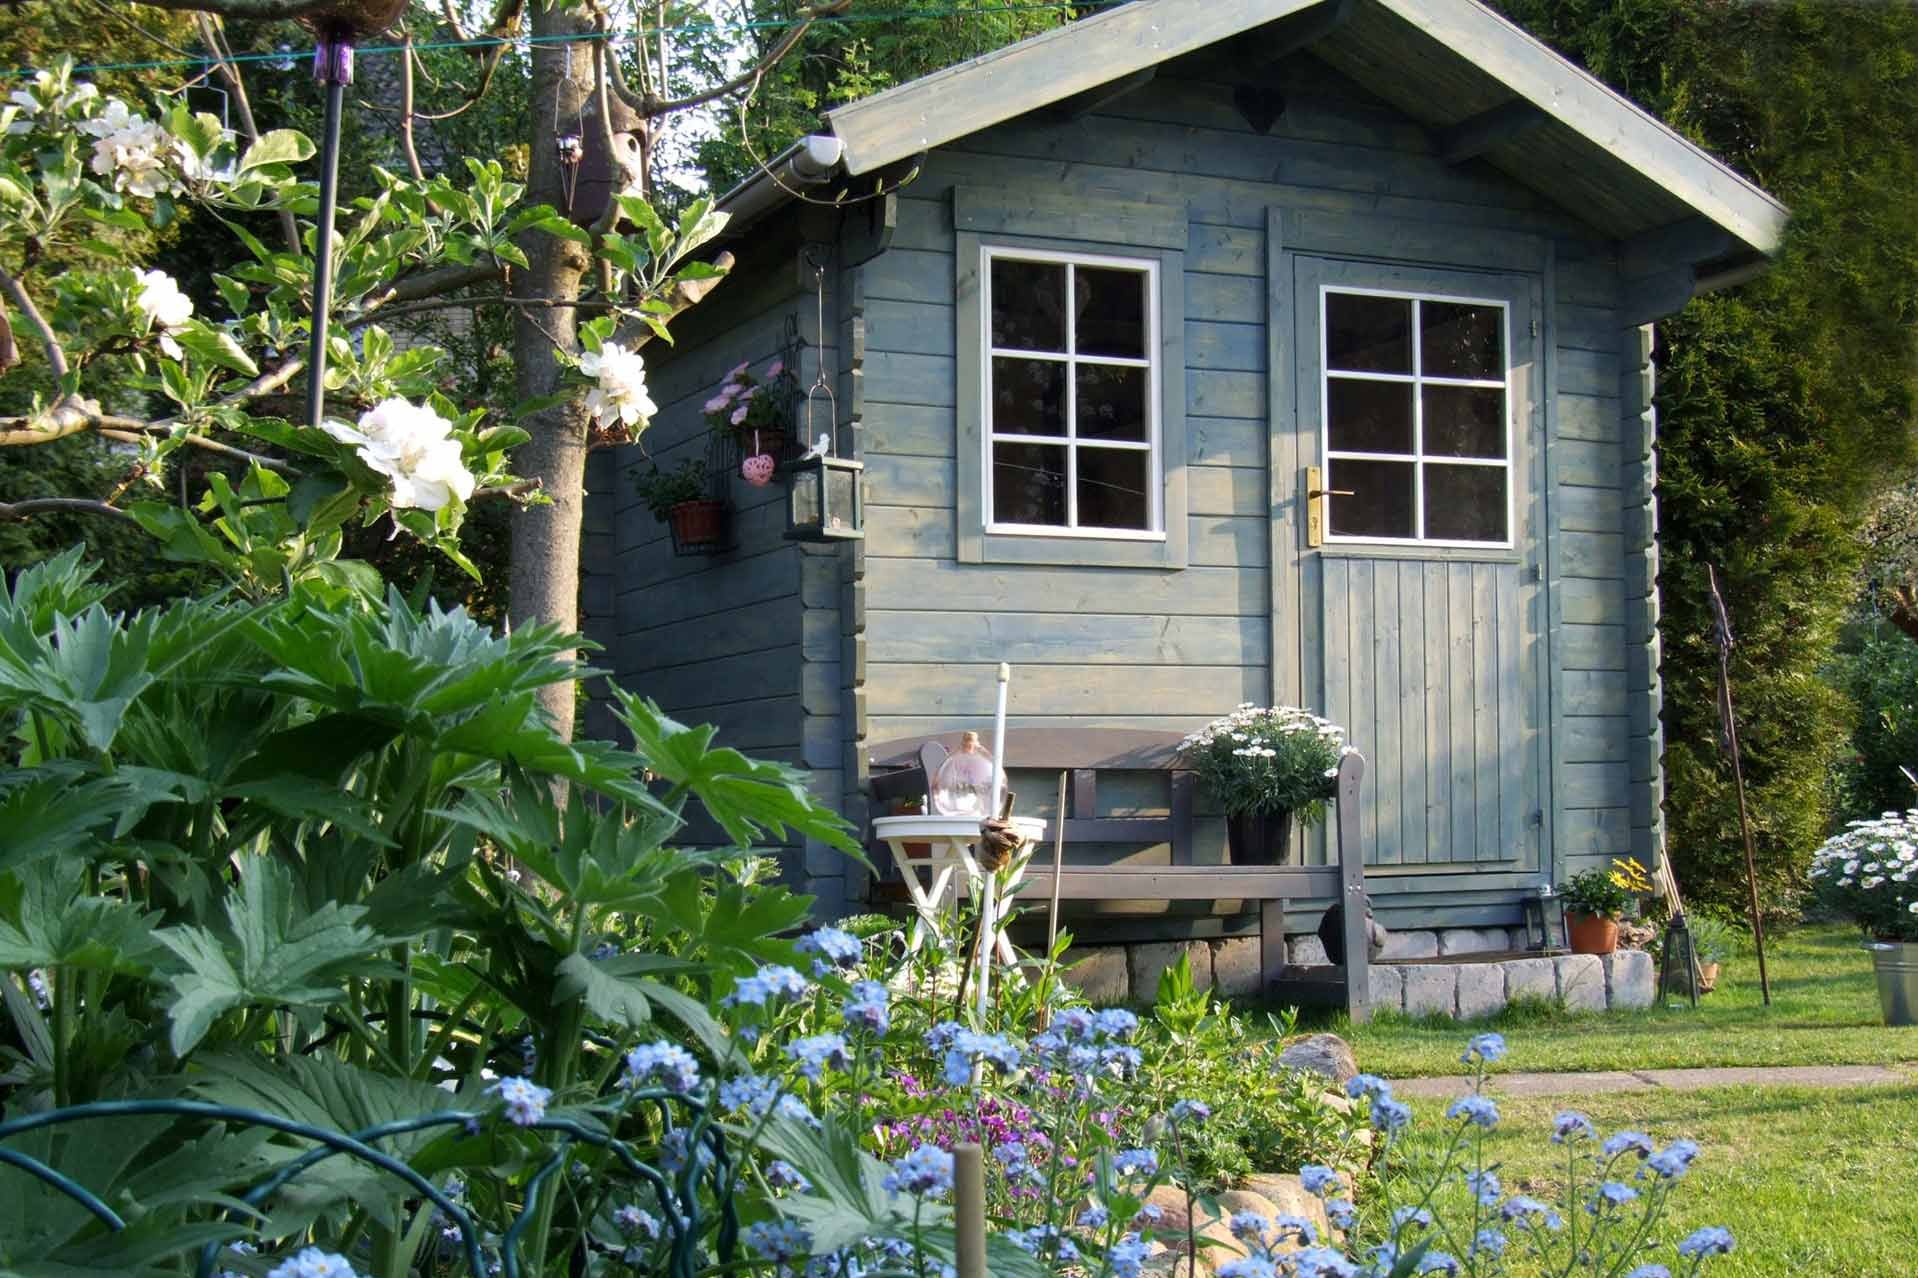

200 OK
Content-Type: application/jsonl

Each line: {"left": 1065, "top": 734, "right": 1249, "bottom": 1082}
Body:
{"left": 172, "top": 320, "right": 260, "bottom": 376}
{"left": 240, "top": 129, "right": 316, "bottom": 171}
{"left": 0, "top": 860, "right": 165, "bottom": 976}
{"left": 611, "top": 691, "right": 862, "bottom": 856}
{"left": 155, "top": 856, "right": 390, "bottom": 1056}
{"left": 552, "top": 951, "right": 690, "bottom": 1030}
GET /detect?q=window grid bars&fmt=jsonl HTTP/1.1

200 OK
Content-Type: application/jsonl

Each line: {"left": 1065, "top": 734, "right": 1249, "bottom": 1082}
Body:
{"left": 1321, "top": 288, "right": 1513, "bottom": 546}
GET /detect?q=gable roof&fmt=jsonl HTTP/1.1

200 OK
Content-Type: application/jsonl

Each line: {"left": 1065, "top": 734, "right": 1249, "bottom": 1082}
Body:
{"left": 816, "top": 0, "right": 1785, "bottom": 261}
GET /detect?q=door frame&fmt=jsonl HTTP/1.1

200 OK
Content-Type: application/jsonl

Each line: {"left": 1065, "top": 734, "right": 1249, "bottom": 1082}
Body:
{"left": 1264, "top": 206, "right": 1560, "bottom": 880}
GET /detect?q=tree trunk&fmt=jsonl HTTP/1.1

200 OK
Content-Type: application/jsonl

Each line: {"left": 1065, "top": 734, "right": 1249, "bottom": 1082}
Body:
{"left": 508, "top": 6, "right": 595, "bottom": 739}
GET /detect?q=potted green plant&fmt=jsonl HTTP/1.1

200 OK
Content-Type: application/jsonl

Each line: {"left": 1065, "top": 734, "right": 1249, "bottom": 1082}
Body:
{"left": 1810, "top": 811, "right": 1918, "bottom": 1026}
{"left": 1178, "top": 704, "right": 1349, "bottom": 864}
{"left": 631, "top": 457, "right": 724, "bottom": 548}
{"left": 1559, "top": 857, "right": 1653, "bottom": 955}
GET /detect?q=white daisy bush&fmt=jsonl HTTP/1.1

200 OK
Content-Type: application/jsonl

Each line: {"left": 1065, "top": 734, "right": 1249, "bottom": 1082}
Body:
{"left": 1179, "top": 704, "right": 1355, "bottom": 825}
{"left": 1810, "top": 810, "right": 1918, "bottom": 942}
{"left": 0, "top": 55, "right": 727, "bottom": 593}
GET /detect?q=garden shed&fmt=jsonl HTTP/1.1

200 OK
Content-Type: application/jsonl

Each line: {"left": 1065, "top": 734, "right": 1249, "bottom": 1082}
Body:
{"left": 582, "top": 0, "right": 1786, "bottom": 993}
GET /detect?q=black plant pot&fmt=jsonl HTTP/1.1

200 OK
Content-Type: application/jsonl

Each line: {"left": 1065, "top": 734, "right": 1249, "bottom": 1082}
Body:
{"left": 1226, "top": 808, "right": 1293, "bottom": 865}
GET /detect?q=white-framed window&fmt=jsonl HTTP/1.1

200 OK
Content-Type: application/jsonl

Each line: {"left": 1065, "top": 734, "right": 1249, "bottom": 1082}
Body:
{"left": 982, "top": 247, "right": 1163, "bottom": 539}
{"left": 1320, "top": 286, "right": 1514, "bottom": 547}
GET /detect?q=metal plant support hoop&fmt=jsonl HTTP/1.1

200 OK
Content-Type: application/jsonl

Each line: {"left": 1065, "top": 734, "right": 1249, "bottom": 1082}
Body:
{"left": 0, "top": 1095, "right": 740, "bottom": 1278}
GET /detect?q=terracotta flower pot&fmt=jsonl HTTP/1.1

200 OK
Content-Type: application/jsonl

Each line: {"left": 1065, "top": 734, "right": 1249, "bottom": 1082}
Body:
{"left": 1566, "top": 911, "right": 1620, "bottom": 955}
{"left": 1698, "top": 961, "right": 1721, "bottom": 994}
{"left": 667, "top": 499, "right": 726, "bottom": 548}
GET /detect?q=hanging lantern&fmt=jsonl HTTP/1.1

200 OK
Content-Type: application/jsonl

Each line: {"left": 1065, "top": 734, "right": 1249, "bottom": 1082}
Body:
{"left": 783, "top": 452, "right": 864, "bottom": 542}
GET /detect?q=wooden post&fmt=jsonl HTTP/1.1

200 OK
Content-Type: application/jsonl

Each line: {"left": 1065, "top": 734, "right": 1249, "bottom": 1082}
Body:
{"left": 1707, "top": 565, "right": 1771, "bottom": 1006}
{"left": 954, "top": 1142, "right": 986, "bottom": 1278}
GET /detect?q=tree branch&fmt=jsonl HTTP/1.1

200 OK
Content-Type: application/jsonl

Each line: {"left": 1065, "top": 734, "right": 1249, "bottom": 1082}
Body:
{"left": 607, "top": 0, "right": 852, "bottom": 119}
{"left": 0, "top": 261, "right": 70, "bottom": 380}
{"left": 0, "top": 497, "right": 138, "bottom": 523}
{"left": 134, "top": 0, "right": 333, "bottom": 18}
{"left": 198, "top": 13, "right": 302, "bottom": 252}
{"left": 97, "top": 427, "right": 298, "bottom": 474}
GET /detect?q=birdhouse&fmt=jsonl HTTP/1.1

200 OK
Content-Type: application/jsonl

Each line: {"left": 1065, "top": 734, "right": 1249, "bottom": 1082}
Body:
{"left": 783, "top": 453, "right": 863, "bottom": 542}
{"left": 567, "top": 102, "right": 646, "bottom": 227}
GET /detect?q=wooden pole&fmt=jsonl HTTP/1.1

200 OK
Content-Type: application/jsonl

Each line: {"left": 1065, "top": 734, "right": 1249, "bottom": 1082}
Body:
{"left": 1708, "top": 565, "right": 1771, "bottom": 1005}
{"left": 1046, "top": 770, "right": 1067, "bottom": 954}
{"left": 954, "top": 1143, "right": 986, "bottom": 1278}
{"left": 975, "top": 664, "right": 1011, "bottom": 1023}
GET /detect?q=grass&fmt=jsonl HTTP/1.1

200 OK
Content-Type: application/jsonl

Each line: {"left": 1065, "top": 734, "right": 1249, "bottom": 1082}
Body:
{"left": 1302, "top": 923, "right": 1918, "bottom": 1077}
{"left": 1376, "top": 1084, "right": 1918, "bottom": 1276}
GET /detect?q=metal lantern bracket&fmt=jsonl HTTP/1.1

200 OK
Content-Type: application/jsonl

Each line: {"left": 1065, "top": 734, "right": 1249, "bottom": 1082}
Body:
{"left": 783, "top": 247, "right": 865, "bottom": 542}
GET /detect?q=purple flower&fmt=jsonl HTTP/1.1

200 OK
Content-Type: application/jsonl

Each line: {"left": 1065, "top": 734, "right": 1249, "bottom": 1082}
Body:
{"left": 1447, "top": 1095, "right": 1500, "bottom": 1129}
{"left": 724, "top": 964, "right": 811, "bottom": 1007}
{"left": 624, "top": 1042, "right": 700, "bottom": 1094}
{"left": 883, "top": 1144, "right": 954, "bottom": 1198}
{"left": 1470, "top": 1229, "right": 1506, "bottom": 1258}
{"left": 1624, "top": 1267, "right": 1672, "bottom": 1278}
{"left": 786, "top": 1032, "right": 852, "bottom": 1080}
{"left": 1093, "top": 1008, "right": 1138, "bottom": 1040}
{"left": 1461, "top": 1032, "right": 1506, "bottom": 1064}
{"left": 486, "top": 1076, "right": 551, "bottom": 1126}
{"left": 797, "top": 926, "right": 863, "bottom": 969}
{"left": 1229, "top": 1211, "right": 1270, "bottom": 1243}
{"left": 1346, "top": 1073, "right": 1392, "bottom": 1102}
{"left": 1300, "top": 1165, "right": 1341, "bottom": 1197}
{"left": 1500, "top": 1197, "right": 1564, "bottom": 1231}
{"left": 613, "top": 1205, "right": 659, "bottom": 1239}
{"left": 1112, "top": 1148, "right": 1158, "bottom": 1178}
{"left": 743, "top": 1220, "right": 811, "bottom": 1263}
{"left": 1677, "top": 1226, "right": 1733, "bottom": 1258}
{"left": 1551, "top": 1110, "right": 1596, "bottom": 1143}
{"left": 1106, "top": 1234, "right": 1150, "bottom": 1278}
{"left": 1370, "top": 1097, "right": 1412, "bottom": 1132}
{"left": 1171, "top": 1098, "right": 1212, "bottom": 1125}
{"left": 1590, "top": 1180, "right": 1639, "bottom": 1211}
{"left": 1647, "top": 1138, "right": 1700, "bottom": 1179}
{"left": 1602, "top": 1130, "right": 1655, "bottom": 1159}
{"left": 1325, "top": 1198, "right": 1357, "bottom": 1231}
{"left": 842, "top": 980, "right": 890, "bottom": 1033}
{"left": 1464, "top": 1169, "right": 1501, "bottom": 1206}
{"left": 766, "top": 1160, "right": 811, "bottom": 1192}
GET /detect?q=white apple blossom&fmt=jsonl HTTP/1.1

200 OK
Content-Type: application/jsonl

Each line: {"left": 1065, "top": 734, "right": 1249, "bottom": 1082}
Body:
{"left": 83, "top": 100, "right": 180, "bottom": 199}
{"left": 578, "top": 341, "right": 657, "bottom": 429}
{"left": 134, "top": 269, "right": 193, "bottom": 359}
{"left": 5, "top": 73, "right": 97, "bottom": 135}
{"left": 323, "top": 398, "right": 476, "bottom": 513}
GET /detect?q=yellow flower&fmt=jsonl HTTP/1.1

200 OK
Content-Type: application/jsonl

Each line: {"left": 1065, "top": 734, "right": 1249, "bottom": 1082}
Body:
{"left": 1606, "top": 857, "right": 1654, "bottom": 895}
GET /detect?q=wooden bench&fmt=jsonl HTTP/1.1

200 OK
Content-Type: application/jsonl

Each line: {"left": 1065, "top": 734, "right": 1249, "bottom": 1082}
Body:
{"left": 867, "top": 728, "right": 1370, "bottom": 1020}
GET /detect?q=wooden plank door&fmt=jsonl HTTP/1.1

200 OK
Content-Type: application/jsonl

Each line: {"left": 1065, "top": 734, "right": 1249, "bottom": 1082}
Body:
{"left": 1288, "top": 256, "right": 1546, "bottom": 873}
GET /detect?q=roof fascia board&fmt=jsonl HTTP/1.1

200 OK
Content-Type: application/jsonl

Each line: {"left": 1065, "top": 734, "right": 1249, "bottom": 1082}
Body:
{"left": 825, "top": 0, "right": 1322, "bottom": 176}
{"left": 1374, "top": 0, "right": 1786, "bottom": 254}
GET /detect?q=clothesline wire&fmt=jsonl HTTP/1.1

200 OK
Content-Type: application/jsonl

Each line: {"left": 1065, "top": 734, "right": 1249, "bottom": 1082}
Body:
{"left": 5, "top": 1, "right": 1120, "bottom": 79}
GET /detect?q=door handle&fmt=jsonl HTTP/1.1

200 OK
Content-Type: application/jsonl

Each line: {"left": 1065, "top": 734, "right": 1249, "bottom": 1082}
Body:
{"left": 1304, "top": 467, "right": 1351, "bottom": 548}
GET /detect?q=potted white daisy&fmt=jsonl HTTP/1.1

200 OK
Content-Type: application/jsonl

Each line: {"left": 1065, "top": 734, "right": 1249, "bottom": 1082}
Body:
{"left": 1810, "top": 810, "right": 1918, "bottom": 1026}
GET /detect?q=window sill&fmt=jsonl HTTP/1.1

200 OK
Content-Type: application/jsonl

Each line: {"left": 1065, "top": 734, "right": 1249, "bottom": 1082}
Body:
{"left": 963, "top": 528, "right": 1186, "bottom": 569}
{"left": 1317, "top": 544, "right": 1523, "bottom": 566}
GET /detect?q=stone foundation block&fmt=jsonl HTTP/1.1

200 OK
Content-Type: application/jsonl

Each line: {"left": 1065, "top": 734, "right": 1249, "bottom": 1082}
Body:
{"left": 1129, "top": 941, "right": 1212, "bottom": 998}
{"left": 1602, "top": 949, "right": 1655, "bottom": 1010}
{"left": 1455, "top": 962, "right": 1505, "bottom": 1019}
{"left": 1210, "top": 937, "right": 1263, "bottom": 998}
{"left": 1289, "top": 935, "right": 1330, "bottom": 966}
{"left": 1379, "top": 929, "right": 1439, "bottom": 960}
{"left": 1555, "top": 954, "right": 1607, "bottom": 1011}
{"left": 1402, "top": 964, "right": 1458, "bottom": 1017}
{"left": 1277, "top": 1033, "right": 1359, "bottom": 1086}
{"left": 1367, "top": 963, "right": 1404, "bottom": 1013}
{"left": 1437, "top": 927, "right": 1507, "bottom": 956}
{"left": 1501, "top": 956, "right": 1558, "bottom": 1004}
{"left": 1066, "top": 947, "right": 1130, "bottom": 1004}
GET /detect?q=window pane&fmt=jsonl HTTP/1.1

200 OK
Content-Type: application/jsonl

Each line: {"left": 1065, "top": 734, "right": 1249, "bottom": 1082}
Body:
{"left": 1078, "top": 447, "right": 1151, "bottom": 530}
{"left": 991, "top": 258, "right": 1066, "bottom": 351}
{"left": 1424, "top": 464, "right": 1507, "bottom": 542}
{"left": 1077, "top": 364, "right": 1148, "bottom": 442}
{"left": 1423, "top": 385, "right": 1506, "bottom": 458}
{"left": 1326, "top": 293, "right": 1411, "bottom": 373}
{"left": 1076, "top": 267, "right": 1147, "bottom": 358}
{"left": 993, "top": 442, "right": 1068, "bottom": 525}
{"left": 992, "top": 357, "right": 1066, "bottom": 437}
{"left": 1328, "top": 458, "right": 1415, "bottom": 538}
{"left": 1328, "top": 377, "right": 1414, "bottom": 454}
{"left": 1420, "top": 301, "right": 1503, "bottom": 379}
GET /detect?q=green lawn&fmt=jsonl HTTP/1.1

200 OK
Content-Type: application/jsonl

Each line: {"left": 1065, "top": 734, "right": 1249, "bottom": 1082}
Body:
{"left": 1376, "top": 1084, "right": 1918, "bottom": 1277}
{"left": 1305, "top": 923, "right": 1918, "bottom": 1077}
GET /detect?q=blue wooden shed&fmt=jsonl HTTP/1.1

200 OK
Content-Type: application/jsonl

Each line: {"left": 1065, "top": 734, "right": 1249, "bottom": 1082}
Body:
{"left": 582, "top": 0, "right": 1785, "bottom": 966}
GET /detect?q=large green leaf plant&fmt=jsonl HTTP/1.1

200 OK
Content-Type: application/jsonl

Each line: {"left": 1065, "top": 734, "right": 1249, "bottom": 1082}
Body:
{"left": 0, "top": 547, "right": 863, "bottom": 1275}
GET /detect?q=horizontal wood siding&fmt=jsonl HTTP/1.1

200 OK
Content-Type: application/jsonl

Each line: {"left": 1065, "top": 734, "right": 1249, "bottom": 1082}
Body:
{"left": 845, "top": 58, "right": 1638, "bottom": 923}
{"left": 584, "top": 226, "right": 814, "bottom": 879}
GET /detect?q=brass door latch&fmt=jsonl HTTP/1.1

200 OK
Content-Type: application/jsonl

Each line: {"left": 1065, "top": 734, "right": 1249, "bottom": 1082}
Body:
{"left": 1304, "top": 466, "right": 1353, "bottom": 548}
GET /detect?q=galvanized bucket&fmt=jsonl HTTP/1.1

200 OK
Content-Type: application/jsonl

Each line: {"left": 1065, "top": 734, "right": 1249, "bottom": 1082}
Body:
{"left": 1870, "top": 940, "right": 1918, "bottom": 1027}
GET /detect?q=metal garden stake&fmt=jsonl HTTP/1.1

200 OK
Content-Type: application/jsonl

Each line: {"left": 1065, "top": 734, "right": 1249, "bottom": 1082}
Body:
{"left": 1707, "top": 564, "right": 1771, "bottom": 1005}
{"left": 306, "top": 31, "right": 353, "bottom": 427}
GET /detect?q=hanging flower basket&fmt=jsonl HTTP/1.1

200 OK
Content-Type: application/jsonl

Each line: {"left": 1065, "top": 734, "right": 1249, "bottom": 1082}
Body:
{"left": 667, "top": 499, "right": 727, "bottom": 552}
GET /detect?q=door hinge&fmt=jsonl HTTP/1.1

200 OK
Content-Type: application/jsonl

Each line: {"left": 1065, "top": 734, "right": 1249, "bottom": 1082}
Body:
{"left": 1530, "top": 810, "right": 1544, "bottom": 828}
{"left": 1528, "top": 563, "right": 1541, "bottom": 583}
{"left": 1530, "top": 319, "right": 1539, "bottom": 338}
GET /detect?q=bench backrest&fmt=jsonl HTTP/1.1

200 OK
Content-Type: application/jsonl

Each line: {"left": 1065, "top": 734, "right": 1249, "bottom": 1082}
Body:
{"left": 868, "top": 727, "right": 1199, "bottom": 864}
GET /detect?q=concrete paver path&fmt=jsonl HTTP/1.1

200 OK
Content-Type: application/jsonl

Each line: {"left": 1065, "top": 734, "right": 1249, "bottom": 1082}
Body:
{"left": 1391, "top": 1063, "right": 1918, "bottom": 1099}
